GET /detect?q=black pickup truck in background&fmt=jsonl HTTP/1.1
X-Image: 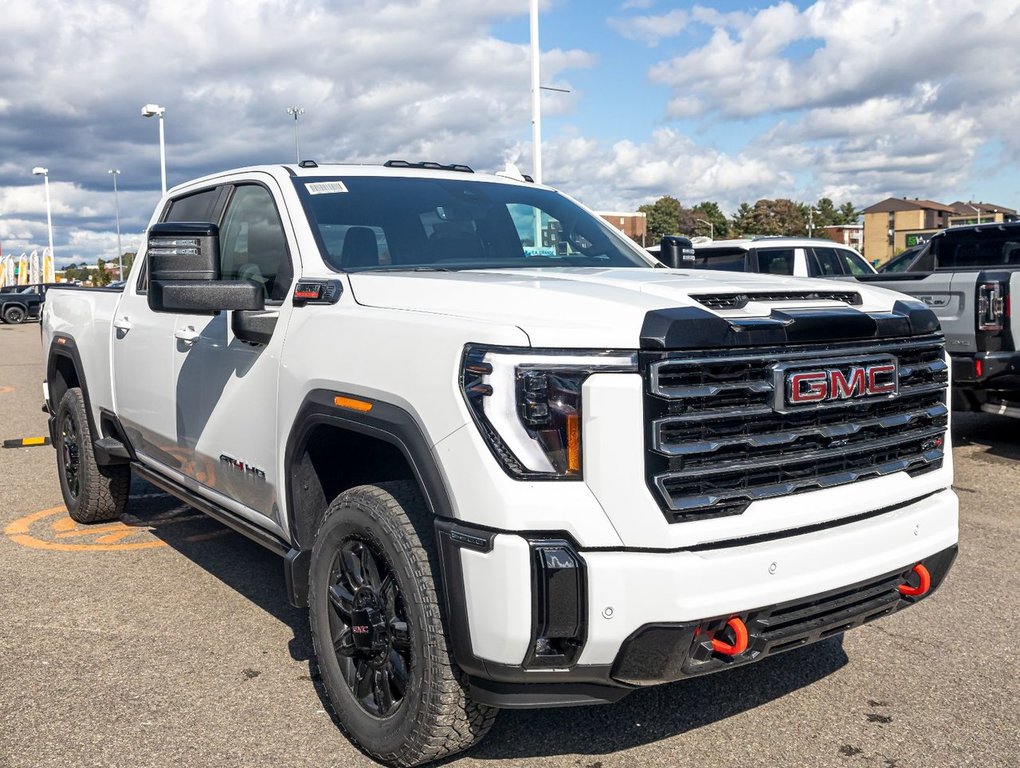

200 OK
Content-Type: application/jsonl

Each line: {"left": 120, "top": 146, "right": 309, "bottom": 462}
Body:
{"left": 852, "top": 222, "right": 1020, "bottom": 417}
{"left": 0, "top": 285, "right": 46, "bottom": 324}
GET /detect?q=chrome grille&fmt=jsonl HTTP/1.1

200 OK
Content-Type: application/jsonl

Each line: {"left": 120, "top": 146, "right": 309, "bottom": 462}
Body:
{"left": 643, "top": 335, "right": 948, "bottom": 521}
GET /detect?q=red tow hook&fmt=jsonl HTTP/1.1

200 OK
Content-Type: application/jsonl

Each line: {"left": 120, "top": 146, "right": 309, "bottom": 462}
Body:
{"left": 898, "top": 563, "right": 931, "bottom": 597}
{"left": 710, "top": 617, "right": 749, "bottom": 656}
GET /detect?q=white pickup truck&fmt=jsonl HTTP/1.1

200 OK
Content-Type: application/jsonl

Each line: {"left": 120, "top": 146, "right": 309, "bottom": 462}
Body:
{"left": 42, "top": 161, "right": 958, "bottom": 767}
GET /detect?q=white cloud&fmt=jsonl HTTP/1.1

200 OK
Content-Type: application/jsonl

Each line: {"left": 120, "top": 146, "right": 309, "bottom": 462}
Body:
{"left": 608, "top": 9, "right": 690, "bottom": 46}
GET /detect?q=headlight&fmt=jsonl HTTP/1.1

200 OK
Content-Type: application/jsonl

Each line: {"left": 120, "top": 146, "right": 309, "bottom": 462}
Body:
{"left": 460, "top": 345, "right": 637, "bottom": 479}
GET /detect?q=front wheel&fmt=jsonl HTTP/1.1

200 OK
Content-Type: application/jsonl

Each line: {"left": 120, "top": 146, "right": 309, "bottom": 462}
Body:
{"left": 55, "top": 387, "right": 130, "bottom": 523}
{"left": 3, "top": 305, "right": 26, "bottom": 324}
{"left": 308, "top": 481, "right": 496, "bottom": 767}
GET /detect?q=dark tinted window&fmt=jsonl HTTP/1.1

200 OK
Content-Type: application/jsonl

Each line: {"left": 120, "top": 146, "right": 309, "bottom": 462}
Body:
{"left": 165, "top": 188, "right": 222, "bottom": 222}
{"left": 881, "top": 246, "right": 923, "bottom": 273}
{"left": 690, "top": 247, "right": 747, "bottom": 272}
{"left": 755, "top": 248, "right": 795, "bottom": 275}
{"left": 935, "top": 229, "right": 1020, "bottom": 269}
{"left": 295, "top": 177, "right": 652, "bottom": 271}
{"left": 219, "top": 185, "right": 293, "bottom": 302}
{"left": 810, "top": 247, "right": 844, "bottom": 276}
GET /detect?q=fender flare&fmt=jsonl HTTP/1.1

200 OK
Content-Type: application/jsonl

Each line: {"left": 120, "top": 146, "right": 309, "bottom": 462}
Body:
{"left": 281, "top": 388, "right": 457, "bottom": 607}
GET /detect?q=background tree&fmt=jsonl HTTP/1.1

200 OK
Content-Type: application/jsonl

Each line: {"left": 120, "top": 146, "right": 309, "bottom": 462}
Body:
{"left": 837, "top": 202, "right": 858, "bottom": 224}
{"left": 691, "top": 201, "right": 730, "bottom": 239}
{"left": 730, "top": 202, "right": 754, "bottom": 237}
{"left": 638, "top": 196, "right": 683, "bottom": 242}
{"left": 745, "top": 198, "right": 808, "bottom": 236}
{"left": 94, "top": 258, "right": 111, "bottom": 287}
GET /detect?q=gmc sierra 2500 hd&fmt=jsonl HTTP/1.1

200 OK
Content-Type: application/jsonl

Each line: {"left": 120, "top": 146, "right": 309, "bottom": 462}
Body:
{"left": 42, "top": 162, "right": 958, "bottom": 766}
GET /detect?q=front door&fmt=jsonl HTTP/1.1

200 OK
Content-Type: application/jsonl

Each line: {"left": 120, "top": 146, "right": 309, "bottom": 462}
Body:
{"left": 172, "top": 179, "right": 295, "bottom": 530}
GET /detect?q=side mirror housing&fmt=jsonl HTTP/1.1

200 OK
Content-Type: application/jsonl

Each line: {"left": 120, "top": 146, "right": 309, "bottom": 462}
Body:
{"left": 146, "top": 222, "right": 264, "bottom": 314}
{"left": 659, "top": 236, "right": 696, "bottom": 269}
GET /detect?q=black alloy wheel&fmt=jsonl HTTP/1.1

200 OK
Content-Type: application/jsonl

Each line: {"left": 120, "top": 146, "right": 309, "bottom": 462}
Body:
{"left": 61, "top": 404, "right": 82, "bottom": 500}
{"left": 3, "top": 305, "right": 26, "bottom": 324}
{"left": 308, "top": 481, "right": 496, "bottom": 766}
{"left": 327, "top": 537, "right": 412, "bottom": 717}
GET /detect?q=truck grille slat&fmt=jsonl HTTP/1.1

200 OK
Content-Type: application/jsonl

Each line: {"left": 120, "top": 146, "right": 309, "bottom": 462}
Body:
{"left": 643, "top": 334, "right": 948, "bottom": 522}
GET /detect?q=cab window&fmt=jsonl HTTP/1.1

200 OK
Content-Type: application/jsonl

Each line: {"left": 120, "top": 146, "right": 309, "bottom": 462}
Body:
{"left": 219, "top": 185, "right": 293, "bottom": 302}
{"left": 810, "top": 247, "right": 844, "bottom": 276}
{"left": 755, "top": 248, "right": 795, "bottom": 275}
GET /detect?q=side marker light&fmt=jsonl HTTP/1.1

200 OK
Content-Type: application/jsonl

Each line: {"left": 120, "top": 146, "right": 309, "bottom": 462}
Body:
{"left": 334, "top": 396, "right": 373, "bottom": 413}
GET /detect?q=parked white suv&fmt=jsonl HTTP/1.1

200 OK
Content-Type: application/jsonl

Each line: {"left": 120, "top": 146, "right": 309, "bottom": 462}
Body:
{"left": 42, "top": 162, "right": 956, "bottom": 766}
{"left": 690, "top": 237, "right": 874, "bottom": 277}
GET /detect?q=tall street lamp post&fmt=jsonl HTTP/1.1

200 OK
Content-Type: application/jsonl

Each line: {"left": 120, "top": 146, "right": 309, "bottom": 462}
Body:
{"left": 696, "top": 217, "right": 714, "bottom": 240}
{"left": 31, "top": 167, "right": 54, "bottom": 262}
{"left": 287, "top": 106, "right": 305, "bottom": 163}
{"left": 141, "top": 103, "right": 167, "bottom": 195}
{"left": 108, "top": 169, "right": 123, "bottom": 280}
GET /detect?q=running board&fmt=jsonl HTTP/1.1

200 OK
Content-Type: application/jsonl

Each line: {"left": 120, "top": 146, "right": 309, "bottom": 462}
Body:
{"left": 132, "top": 462, "right": 291, "bottom": 557}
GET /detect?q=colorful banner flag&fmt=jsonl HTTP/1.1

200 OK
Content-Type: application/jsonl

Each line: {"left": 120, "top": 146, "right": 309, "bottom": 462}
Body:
{"left": 30, "top": 250, "right": 41, "bottom": 285}
{"left": 18, "top": 253, "right": 29, "bottom": 285}
{"left": 43, "top": 248, "right": 55, "bottom": 284}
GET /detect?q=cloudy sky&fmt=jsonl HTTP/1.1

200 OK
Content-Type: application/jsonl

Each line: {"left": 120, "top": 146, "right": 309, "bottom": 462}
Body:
{"left": 2, "top": 0, "right": 1019, "bottom": 267}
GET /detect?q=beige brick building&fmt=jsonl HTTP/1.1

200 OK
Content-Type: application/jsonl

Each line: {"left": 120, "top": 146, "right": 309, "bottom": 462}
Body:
{"left": 862, "top": 198, "right": 1018, "bottom": 265}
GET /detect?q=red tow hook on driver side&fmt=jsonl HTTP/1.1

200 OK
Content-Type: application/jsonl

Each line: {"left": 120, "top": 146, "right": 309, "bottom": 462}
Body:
{"left": 710, "top": 616, "right": 749, "bottom": 656}
{"left": 898, "top": 563, "right": 931, "bottom": 597}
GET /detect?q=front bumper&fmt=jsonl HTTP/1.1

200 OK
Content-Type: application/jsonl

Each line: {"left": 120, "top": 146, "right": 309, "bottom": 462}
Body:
{"left": 437, "top": 488, "right": 958, "bottom": 708}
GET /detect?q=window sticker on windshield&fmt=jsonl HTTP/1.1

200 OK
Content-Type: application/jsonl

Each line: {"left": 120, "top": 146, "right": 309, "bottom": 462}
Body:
{"left": 306, "top": 181, "right": 349, "bottom": 195}
{"left": 524, "top": 247, "right": 557, "bottom": 257}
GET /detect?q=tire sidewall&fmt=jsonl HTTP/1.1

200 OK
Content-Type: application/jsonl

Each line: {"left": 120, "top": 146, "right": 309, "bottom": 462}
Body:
{"left": 309, "top": 493, "right": 433, "bottom": 758}
{"left": 4, "top": 306, "right": 25, "bottom": 324}
{"left": 55, "top": 389, "right": 89, "bottom": 517}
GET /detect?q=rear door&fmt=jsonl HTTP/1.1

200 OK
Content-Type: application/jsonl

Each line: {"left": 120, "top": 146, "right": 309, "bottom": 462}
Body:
{"left": 112, "top": 186, "right": 226, "bottom": 462}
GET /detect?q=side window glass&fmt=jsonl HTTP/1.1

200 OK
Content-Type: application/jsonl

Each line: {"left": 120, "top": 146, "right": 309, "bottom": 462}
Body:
{"left": 219, "top": 186, "right": 293, "bottom": 302}
{"left": 755, "top": 248, "right": 794, "bottom": 275}
{"left": 165, "top": 188, "right": 222, "bottom": 222}
{"left": 835, "top": 249, "right": 871, "bottom": 275}
{"left": 811, "top": 247, "right": 843, "bottom": 275}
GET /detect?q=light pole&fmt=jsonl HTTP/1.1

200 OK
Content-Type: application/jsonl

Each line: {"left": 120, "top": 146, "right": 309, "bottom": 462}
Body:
{"left": 31, "top": 167, "right": 54, "bottom": 263}
{"left": 967, "top": 202, "right": 983, "bottom": 225}
{"left": 108, "top": 169, "right": 123, "bottom": 280}
{"left": 141, "top": 103, "right": 167, "bottom": 195}
{"left": 530, "top": 0, "right": 542, "bottom": 185}
{"left": 287, "top": 106, "right": 305, "bottom": 163}
{"left": 695, "top": 218, "right": 714, "bottom": 240}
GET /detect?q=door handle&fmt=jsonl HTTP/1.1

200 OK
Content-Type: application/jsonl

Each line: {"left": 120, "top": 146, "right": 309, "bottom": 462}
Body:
{"left": 174, "top": 327, "right": 200, "bottom": 344}
{"left": 113, "top": 316, "right": 132, "bottom": 331}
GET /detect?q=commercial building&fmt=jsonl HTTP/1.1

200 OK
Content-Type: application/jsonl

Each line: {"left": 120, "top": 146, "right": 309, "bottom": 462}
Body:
{"left": 597, "top": 211, "right": 647, "bottom": 244}
{"left": 862, "top": 198, "right": 1017, "bottom": 264}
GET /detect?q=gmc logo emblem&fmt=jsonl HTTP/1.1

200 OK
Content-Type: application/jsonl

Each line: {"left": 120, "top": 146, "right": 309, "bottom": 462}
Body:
{"left": 774, "top": 357, "right": 898, "bottom": 411}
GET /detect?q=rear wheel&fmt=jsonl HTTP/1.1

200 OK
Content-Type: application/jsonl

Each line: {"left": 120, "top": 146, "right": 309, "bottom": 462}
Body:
{"left": 3, "top": 305, "right": 26, "bottom": 324}
{"left": 308, "top": 481, "right": 496, "bottom": 766}
{"left": 55, "top": 387, "right": 130, "bottom": 523}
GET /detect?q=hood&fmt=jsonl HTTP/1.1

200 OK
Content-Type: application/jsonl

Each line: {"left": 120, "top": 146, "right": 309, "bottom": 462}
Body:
{"left": 347, "top": 268, "right": 912, "bottom": 348}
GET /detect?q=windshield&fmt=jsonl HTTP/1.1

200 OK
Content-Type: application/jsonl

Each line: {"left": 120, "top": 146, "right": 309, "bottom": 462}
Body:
{"left": 294, "top": 176, "right": 654, "bottom": 271}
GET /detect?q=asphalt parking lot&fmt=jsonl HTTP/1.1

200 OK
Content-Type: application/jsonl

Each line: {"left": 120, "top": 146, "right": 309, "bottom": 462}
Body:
{"left": 1, "top": 320, "right": 1017, "bottom": 768}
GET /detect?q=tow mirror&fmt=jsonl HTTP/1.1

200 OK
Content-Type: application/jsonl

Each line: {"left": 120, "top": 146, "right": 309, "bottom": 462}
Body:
{"left": 146, "top": 222, "right": 264, "bottom": 314}
{"left": 659, "top": 236, "right": 696, "bottom": 269}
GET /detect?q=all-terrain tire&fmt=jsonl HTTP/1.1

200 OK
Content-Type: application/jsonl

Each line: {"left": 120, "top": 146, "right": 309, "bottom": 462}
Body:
{"left": 3, "top": 305, "right": 26, "bottom": 324}
{"left": 55, "top": 387, "right": 130, "bottom": 523}
{"left": 308, "top": 481, "right": 497, "bottom": 767}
